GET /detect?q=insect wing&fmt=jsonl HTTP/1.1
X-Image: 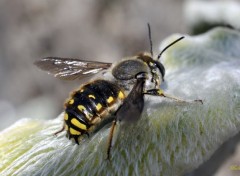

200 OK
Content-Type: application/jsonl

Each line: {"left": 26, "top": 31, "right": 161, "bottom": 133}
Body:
{"left": 116, "top": 78, "right": 145, "bottom": 122}
{"left": 34, "top": 57, "right": 112, "bottom": 80}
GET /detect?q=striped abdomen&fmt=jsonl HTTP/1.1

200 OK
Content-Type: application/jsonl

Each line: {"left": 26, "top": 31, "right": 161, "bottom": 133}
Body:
{"left": 63, "top": 80, "right": 125, "bottom": 143}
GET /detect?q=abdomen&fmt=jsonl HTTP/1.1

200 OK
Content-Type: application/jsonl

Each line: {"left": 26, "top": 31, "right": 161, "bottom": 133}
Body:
{"left": 63, "top": 80, "right": 125, "bottom": 143}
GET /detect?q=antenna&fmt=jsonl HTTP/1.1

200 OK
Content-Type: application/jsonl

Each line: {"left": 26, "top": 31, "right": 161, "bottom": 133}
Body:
{"left": 147, "top": 23, "right": 153, "bottom": 57}
{"left": 157, "top": 36, "right": 185, "bottom": 60}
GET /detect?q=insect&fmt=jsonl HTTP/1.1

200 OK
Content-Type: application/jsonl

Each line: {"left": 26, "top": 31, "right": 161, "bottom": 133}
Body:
{"left": 35, "top": 24, "right": 202, "bottom": 159}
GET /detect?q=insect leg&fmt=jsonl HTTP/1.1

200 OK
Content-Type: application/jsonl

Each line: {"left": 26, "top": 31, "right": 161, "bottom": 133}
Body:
{"left": 144, "top": 89, "right": 203, "bottom": 104}
{"left": 107, "top": 119, "right": 117, "bottom": 160}
{"left": 106, "top": 72, "right": 147, "bottom": 160}
{"left": 54, "top": 125, "right": 65, "bottom": 136}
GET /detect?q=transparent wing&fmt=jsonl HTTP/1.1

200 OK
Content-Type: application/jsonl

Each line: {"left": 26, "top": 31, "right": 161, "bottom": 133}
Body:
{"left": 34, "top": 57, "right": 112, "bottom": 80}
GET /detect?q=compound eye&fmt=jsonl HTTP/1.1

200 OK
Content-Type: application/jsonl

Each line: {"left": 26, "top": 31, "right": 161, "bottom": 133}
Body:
{"left": 155, "top": 61, "right": 165, "bottom": 78}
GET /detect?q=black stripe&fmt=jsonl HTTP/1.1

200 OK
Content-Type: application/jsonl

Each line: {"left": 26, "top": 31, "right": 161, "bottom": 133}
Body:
{"left": 65, "top": 108, "right": 90, "bottom": 128}
{"left": 72, "top": 91, "right": 99, "bottom": 117}
{"left": 84, "top": 80, "right": 119, "bottom": 98}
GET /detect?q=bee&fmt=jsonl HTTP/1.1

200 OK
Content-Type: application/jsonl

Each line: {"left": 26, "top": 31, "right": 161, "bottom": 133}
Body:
{"left": 35, "top": 24, "right": 202, "bottom": 159}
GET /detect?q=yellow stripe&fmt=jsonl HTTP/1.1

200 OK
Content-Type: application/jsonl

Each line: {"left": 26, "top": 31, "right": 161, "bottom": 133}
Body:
{"left": 70, "top": 128, "right": 81, "bottom": 135}
{"left": 64, "top": 113, "right": 68, "bottom": 120}
{"left": 88, "top": 94, "right": 96, "bottom": 99}
{"left": 71, "top": 118, "right": 87, "bottom": 130}
{"left": 96, "top": 103, "right": 102, "bottom": 111}
{"left": 69, "top": 99, "right": 74, "bottom": 105}
{"left": 77, "top": 105, "right": 93, "bottom": 120}
{"left": 78, "top": 105, "right": 86, "bottom": 112}
{"left": 118, "top": 91, "right": 125, "bottom": 99}
{"left": 107, "top": 96, "right": 114, "bottom": 104}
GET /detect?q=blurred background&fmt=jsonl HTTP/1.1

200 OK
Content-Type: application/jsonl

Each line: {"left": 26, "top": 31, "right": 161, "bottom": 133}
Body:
{"left": 0, "top": 0, "right": 240, "bottom": 131}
